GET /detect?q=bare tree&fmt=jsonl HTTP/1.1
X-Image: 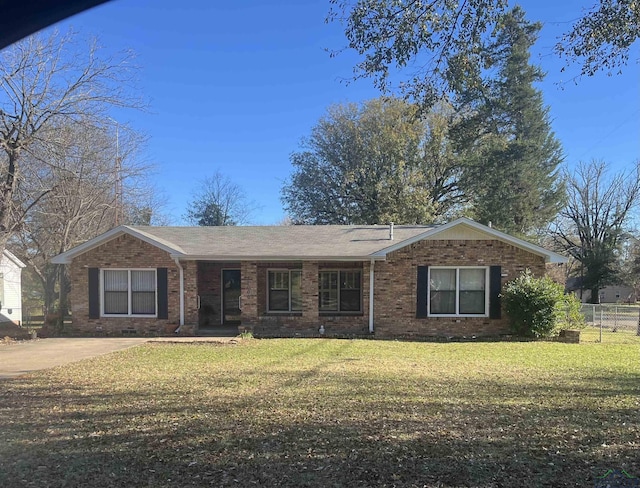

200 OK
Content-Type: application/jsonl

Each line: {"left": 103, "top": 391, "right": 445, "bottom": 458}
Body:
{"left": 550, "top": 160, "right": 640, "bottom": 303}
{"left": 0, "top": 30, "right": 142, "bottom": 256}
{"left": 17, "top": 119, "right": 156, "bottom": 317}
{"left": 185, "top": 171, "right": 255, "bottom": 226}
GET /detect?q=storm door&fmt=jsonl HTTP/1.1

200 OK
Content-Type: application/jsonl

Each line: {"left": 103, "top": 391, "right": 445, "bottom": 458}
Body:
{"left": 222, "top": 269, "right": 241, "bottom": 324}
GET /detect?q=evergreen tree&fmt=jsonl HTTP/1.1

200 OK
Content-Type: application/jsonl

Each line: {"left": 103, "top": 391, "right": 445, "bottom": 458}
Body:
{"left": 460, "top": 7, "right": 565, "bottom": 236}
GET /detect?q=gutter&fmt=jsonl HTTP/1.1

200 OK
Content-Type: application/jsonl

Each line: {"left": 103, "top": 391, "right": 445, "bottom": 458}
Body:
{"left": 169, "top": 254, "right": 387, "bottom": 262}
{"left": 174, "top": 258, "right": 185, "bottom": 331}
{"left": 369, "top": 259, "right": 375, "bottom": 334}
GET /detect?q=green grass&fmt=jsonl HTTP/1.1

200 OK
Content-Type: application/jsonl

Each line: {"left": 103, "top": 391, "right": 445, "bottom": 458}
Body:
{"left": 581, "top": 326, "right": 640, "bottom": 344}
{"left": 1, "top": 339, "right": 639, "bottom": 487}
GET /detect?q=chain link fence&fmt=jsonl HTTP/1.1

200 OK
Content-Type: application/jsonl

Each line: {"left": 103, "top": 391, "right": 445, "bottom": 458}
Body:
{"left": 580, "top": 304, "right": 640, "bottom": 343}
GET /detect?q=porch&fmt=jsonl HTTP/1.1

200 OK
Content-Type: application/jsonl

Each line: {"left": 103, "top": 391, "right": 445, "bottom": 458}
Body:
{"left": 195, "top": 260, "right": 371, "bottom": 337}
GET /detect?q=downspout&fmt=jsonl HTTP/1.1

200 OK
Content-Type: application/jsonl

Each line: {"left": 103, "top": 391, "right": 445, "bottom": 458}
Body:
{"left": 174, "top": 258, "right": 185, "bottom": 331}
{"left": 369, "top": 259, "right": 375, "bottom": 334}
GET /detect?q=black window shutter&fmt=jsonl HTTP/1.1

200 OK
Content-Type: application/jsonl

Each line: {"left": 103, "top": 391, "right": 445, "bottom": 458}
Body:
{"left": 416, "top": 266, "right": 428, "bottom": 318}
{"left": 88, "top": 268, "right": 100, "bottom": 319}
{"left": 489, "top": 266, "right": 502, "bottom": 319}
{"left": 157, "top": 268, "right": 168, "bottom": 319}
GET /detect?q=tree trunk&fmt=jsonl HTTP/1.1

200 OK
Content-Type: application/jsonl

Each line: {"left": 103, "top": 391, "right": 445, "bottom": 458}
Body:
{"left": 41, "top": 269, "right": 57, "bottom": 314}
{"left": 589, "top": 287, "right": 600, "bottom": 304}
{"left": 0, "top": 150, "right": 19, "bottom": 257}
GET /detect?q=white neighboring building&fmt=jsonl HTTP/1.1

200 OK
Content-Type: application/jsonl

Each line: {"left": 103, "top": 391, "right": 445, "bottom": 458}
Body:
{"left": 0, "top": 250, "right": 25, "bottom": 324}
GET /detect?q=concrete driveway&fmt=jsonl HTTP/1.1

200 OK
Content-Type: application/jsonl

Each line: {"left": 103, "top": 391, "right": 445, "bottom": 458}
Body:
{"left": 0, "top": 338, "right": 149, "bottom": 379}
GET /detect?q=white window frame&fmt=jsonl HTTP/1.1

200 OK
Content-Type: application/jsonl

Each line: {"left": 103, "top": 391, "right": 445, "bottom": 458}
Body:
{"left": 100, "top": 268, "right": 157, "bottom": 318}
{"left": 427, "top": 266, "right": 489, "bottom": 317}
{"left": 267, "top": 269, "right": 302, "bottom": 313}
{"left": 318, "top": 269, "right": 362, "bottom": 313}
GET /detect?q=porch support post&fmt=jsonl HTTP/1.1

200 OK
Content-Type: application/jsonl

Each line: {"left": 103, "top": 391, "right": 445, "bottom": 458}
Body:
{"left": 240, "top": 261, "right": 259, "bottom": 327}
{"left": 369, "top": 259, "right": 375, "bottom": 334}
{"left": 302, "top": 261, "right": 319, "bottom": 325}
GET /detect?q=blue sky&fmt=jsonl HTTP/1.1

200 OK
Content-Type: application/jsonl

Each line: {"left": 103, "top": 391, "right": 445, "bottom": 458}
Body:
{"left": 50, "top": 0, "right": 639, "bottom": 225}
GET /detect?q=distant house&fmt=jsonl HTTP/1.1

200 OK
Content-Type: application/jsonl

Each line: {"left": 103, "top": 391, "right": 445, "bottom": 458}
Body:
{"left": 566, "top": 277, "right": 638, "bottom": 304}
{"left": 0, "top": 250, "right": 25, "bottom": 325}
{"left": 51, "top": 218, "right": 567, "bottom": 338}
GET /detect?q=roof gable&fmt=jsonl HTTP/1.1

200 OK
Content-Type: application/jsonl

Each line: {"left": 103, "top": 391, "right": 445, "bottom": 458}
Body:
{"left": 51, "top": 226, "right": 186, "bottom": 264}
{"left": 372, "top": 218, "right": 567, "bottom": 263}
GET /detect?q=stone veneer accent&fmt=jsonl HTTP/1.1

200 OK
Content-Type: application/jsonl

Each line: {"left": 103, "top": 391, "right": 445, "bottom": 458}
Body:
{"left": 373, "top": 239, "right": 546, "bottom": 338}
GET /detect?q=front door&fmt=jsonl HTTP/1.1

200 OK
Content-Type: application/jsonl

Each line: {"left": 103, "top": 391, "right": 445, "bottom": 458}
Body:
{"left": 222, "top": 269, "right": 241, "bottom": 324}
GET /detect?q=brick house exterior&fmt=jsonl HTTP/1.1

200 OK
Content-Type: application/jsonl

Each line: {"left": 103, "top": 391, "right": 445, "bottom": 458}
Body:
{"left": 52, "top": 218, "right": 565, "bottom": 338}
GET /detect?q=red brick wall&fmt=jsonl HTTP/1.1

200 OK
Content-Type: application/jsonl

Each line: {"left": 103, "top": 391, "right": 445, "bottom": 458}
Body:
{"left": 68, "top": 233, "right": 548, "bottom": 339}
{"left": 69, "top": 234, "right": 183, "bottom": 335}
{"left": 373, "top": 239, "right": 546, "bottom": 338}
{"left": 249, "top": 261, "right": 370, "bottom": 337}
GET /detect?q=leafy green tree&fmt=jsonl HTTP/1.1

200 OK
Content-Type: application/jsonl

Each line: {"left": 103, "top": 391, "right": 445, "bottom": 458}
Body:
{"left": 419, "top": 104, "right": 468, "bottom": 219}
{"left": 458, "top": 7, "right": 565, "bottom": 235}
{"left": 281, "top": 98, "right": 464, "bottom": 225}
{"left": 329, "top": 0, "right": 638, "bottom": 105}
{"left": 556, "top": 0, "right": 640, "bottom": 76}
{"left": 550, "top": 160, "right": 640, "bottom": 303}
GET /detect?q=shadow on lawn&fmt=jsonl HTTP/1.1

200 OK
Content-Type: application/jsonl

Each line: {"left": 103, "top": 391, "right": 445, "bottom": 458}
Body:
{"left": 1, "top": 369, "right": 638, "bottom": 487}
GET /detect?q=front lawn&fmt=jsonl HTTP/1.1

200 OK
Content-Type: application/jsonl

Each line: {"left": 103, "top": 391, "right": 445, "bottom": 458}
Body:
{"left": 1, "top": 339, "right": 638, "bottom": 487}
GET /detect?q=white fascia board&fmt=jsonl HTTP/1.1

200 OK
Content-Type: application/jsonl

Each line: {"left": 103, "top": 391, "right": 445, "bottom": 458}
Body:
{"left": 172, "top": 254, "right": 388, "bottom": 262}
{"left": 51, "top": 226, "right": 186, "bottom": 264}
{"left": 371, "top": 217, "right": 568, "bottom": 264}
{"left": 3, "top": 250, "right": 26, "bottom": 268}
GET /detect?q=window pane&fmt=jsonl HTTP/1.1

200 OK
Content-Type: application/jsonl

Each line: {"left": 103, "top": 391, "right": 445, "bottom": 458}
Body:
{"left": 269, "top": 271, "right": 289, "bottom": 290}
{"left": 104, "top": 270, "right": 128, "bottom": 291}
{"left": 430, "top": 269, "right": 456, "bottom": 314}
{"left": 430, "top": 291, "right": 456, "bottom": 314}
{"left": 459, "top": 269, "right": 486, "bottom": 314}
{"left": 132, "top": 292, "right": 156, "bottom": 314}
{"left": 291, "top": 271, "right": 302, "bottom": 311}
{"left": 460, "top": 269, "right": 485, "bottom": 291}
{"left": 460, "top": 291, "right": 485, "bottom": 314}
{"left": 340, "top": 289, "right": 360, "bottom": 312}
{"left": 431, "top": 269, "right": 456, "bottom": 290}
{"left": 269, "top": 290, "right": 289, "bottom": 311}
{"left": 105, "top": 291, "right": 128, "bottom": 314}
{"left": 132, "top": 270, "right": 155, "bottom": 292}
{"left": 340, "top": 271, "right": 361, "bottom": 311}
{"left": 340, "top": 271, "right": 360, "bottom": 289}
{"left": 104, "top": 270, "right": 128, "bottom": 314}
{"left": 319, "top": 271, "right": 338, "bottom": 311}
{"left": 320, "top": 290, "right": 338, "bottom": 310}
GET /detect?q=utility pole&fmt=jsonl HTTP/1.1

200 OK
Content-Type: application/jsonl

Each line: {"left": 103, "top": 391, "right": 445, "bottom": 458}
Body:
{"left": 108, "top": 118, "right": 123, "bottom": 227}
{"left": 115, "top": 122, "right": 122, "bottom": 226}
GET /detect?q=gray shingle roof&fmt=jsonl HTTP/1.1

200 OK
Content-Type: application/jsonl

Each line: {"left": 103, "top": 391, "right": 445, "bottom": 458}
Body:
{"left": 50, "top": 218, "right": 568, "bottom": 264}
{"left": 129, "top": 225, "right": 434, "bottom": 259}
